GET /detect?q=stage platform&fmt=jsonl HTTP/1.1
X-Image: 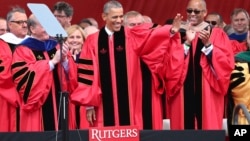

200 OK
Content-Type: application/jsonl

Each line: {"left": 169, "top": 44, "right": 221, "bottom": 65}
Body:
{"left": 0, "top": 130, "right": 226, "bottom": 141}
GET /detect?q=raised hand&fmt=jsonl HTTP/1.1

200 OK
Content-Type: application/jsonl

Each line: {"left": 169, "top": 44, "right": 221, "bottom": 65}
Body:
{"left": 51, "top": 42, "right": 69, "bottom": 65}
{"left": 61, "top": 42, "right": 69, "bottom": 61}
{"left": 171, "top": 13, "right": 183, "bottom": 33}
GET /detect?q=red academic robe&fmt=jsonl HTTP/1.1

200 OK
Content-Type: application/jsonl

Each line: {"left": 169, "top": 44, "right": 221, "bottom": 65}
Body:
{"left": 230, "top": 40, "right": 248, "bottom": 55}
{"left": 71, "top": 24, "right": 183, "bottom": 129}
{"left": 167, "top": 27, "right": 235, "bottom": 130}
{"left": 0, "top": 39, "right": 20, "bottom": 132}
{"left": 11, "top": 39, "right": 77, "bottom": 131}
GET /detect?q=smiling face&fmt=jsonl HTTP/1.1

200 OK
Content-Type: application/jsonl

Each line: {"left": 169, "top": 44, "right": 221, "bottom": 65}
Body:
{"left": 102, "top": 7, "right": 123, "bottom": 32}
{"left": 186, "top": 0, "right": 207, "bottom": 26}
{"left": 66, "top": 29, "right": 84, "bottom": 52}
{"left": 231, "top": 11, "right": 249, "bottom": 34}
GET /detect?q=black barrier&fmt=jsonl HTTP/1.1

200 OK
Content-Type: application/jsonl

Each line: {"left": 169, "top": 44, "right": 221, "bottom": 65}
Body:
{"left": 228, "top": 125, "right": 250, "bottom": 141}
{"left": 0, "top": 130, "right": 225, "bottom": 141}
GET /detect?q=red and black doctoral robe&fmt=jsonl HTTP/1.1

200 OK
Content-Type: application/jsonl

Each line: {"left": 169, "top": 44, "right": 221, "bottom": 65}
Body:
{"left": 71, "top": 23, "right": 183, "bottom": 129}
{"left": 0, "top": 39, "right": 20, "bottom": 132}
{"left": 11, "top": 37, "right": 77, "bottom": 131}
{"left": 167, "top": 27, "right": 235, "bottom": 130}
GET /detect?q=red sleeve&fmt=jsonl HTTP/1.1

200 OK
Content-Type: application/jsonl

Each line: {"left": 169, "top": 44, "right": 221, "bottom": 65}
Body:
{"left": 12, "top": 46, "right": 54, "bottom": 111}
{"left": 201, "top": 28, "right": 235, "bottom": 95}
{"left": 70, "top": 34, "right": 101, "bottom": 106}
{"left": 0, "top": 40, "right": 19, "bottom": 106}
{"left": 58, "top": 53, "right": 78, "bottom": 94}
{"left": 128, "top": 24, "right": 185, "bottom": 96}
{"left": 163, "top": 33, "right": 185, "bottom": 98}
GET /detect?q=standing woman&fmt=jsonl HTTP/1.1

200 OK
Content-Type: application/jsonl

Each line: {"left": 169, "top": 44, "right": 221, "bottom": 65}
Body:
{"left": 66, "top": 24, "right": 86, "bottom": 129}
{"left": 65, "top": 24, "right": 98, "bottom": 129}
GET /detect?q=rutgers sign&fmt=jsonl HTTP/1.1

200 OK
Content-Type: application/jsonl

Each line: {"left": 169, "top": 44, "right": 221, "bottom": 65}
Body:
{"left": 89, "top": 126, "right": 139, "bottom": 141}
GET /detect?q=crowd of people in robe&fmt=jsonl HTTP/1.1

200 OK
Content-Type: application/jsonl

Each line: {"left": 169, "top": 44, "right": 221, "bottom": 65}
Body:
{"left": 0, "top": 0, "right": 249, "bottom": 137}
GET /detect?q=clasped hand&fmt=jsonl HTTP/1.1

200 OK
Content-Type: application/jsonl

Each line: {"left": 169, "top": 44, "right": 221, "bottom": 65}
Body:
{"left": 51, "top": 42, "right": 69, "bottom": 65}
{"left": 185, "top": 24, "right": 211, "bottom": 46}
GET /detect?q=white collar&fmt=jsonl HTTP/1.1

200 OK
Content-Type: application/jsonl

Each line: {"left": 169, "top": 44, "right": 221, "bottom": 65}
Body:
{"left": 105, "top": 26, "right": 114, "bottom": 36}
{"left": 0, "top": 32, "right": 29, "bottom": 44}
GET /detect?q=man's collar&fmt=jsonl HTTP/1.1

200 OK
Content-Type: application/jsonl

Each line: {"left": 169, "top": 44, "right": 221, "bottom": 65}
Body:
{"left": 105, "top": 26, "right": 114, "bottom": 36}
{"left": 0, "top": 32, "right": 29, "bottom": 44}
{"left": 181, "top": 21, "right": 210, "bottom": 32}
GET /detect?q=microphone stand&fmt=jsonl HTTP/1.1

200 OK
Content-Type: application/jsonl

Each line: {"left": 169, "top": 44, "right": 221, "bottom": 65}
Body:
{"left": 56, "top": 34, "right": 69, "bottom": 141}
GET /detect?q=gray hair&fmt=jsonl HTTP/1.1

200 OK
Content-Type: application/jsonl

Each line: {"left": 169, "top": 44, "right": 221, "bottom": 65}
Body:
{"left": 230, "top": 8, "right": 249, "bottom": 21}
{"left": 103, "top": 0, "right": 123, "bottom": 14}
{"left": 6, "top": 6, "right": 26, "bottom": 22}
{"left": 27, "top": 14, "right": 38, "bottom": 34}
{"left": 123, "top": 11, "right": 144, "bottom": 25}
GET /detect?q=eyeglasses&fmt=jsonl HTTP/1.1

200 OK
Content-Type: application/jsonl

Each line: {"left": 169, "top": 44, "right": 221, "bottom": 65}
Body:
{"left": 10, "top": 20, "right": 28, "bottom": 25}
{"left": 54, "top": 15, "right": 67, "bottom": 18}
{"left": 205, "top": 21, "right": 217, "bottom": 26}
{"left": 186, "top": 9, "right": 203, "bottom": 14}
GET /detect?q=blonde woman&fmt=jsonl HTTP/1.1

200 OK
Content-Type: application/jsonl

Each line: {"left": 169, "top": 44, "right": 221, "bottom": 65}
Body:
{"left": 66, "top": 24, "right": 98, "bottom": 129}
{"left": 66, "top": 24, "right": 85, "bottom": 62}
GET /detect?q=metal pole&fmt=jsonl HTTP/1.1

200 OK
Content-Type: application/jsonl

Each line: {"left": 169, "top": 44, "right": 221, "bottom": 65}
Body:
{"left": 56, "top": 34, "right": 69, "bottom": 141}
{"left": 61, "top": 91, "right": 69, "bottom": 141}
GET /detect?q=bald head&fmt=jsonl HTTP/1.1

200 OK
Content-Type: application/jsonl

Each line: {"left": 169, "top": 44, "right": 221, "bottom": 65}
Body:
{"left": 186, "top": 0, "right": 207, "bottom": 26}
{"left": 187, "top": 0, "right": 207, "bottom": 10}
{"left": 143, "top": 15, "right": 152, "bottom": 23}
{"left": 87, "top": 18, "right": 98, "bottom": 29}
{"left": 83, "top": 25, "right": 99, "bottom": 38}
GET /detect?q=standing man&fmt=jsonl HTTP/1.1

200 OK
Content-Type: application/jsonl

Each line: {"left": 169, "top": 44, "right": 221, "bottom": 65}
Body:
{"left": 167, "top": 0, "right": 234, "bottom": 130}
{"left": 71, "top": 0, "right": 184, "bottom": 129}
{"left": 11, "top": 14, "right": 77, "bottom": 131}
{"left": 0, "top": 7, "right": 29, "bottom": 132}
{"left": 53, "top": 1, "right": 74, "bottom": 30}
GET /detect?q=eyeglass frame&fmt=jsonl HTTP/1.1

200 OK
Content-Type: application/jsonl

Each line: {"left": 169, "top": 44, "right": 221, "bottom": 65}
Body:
{"left": 186, "top": 9, "right": 204, "bottom": 15}
{"left": 205, "top": 20, "right": 217, "bottom": 26}
{"left": 10, "top": 20, "right": 28, "bottom": 25}
{"left": 54, "top": 14, "right": 68, "bottom": 18}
